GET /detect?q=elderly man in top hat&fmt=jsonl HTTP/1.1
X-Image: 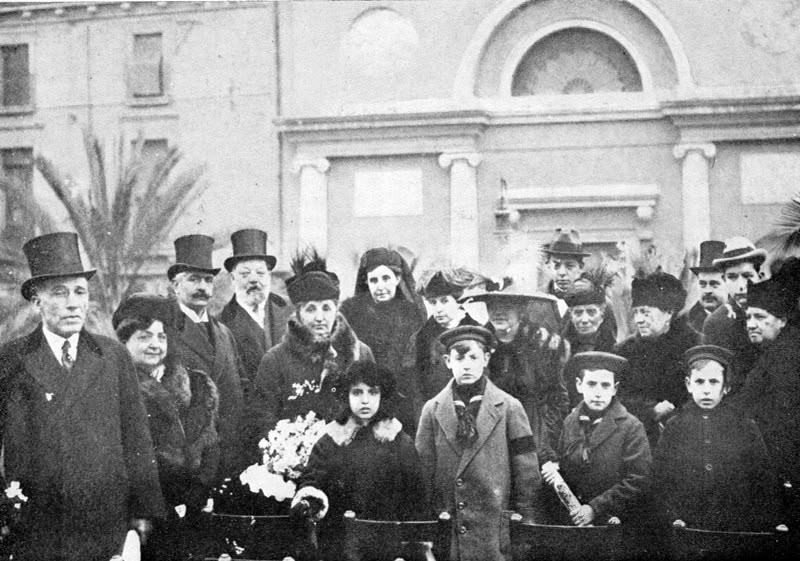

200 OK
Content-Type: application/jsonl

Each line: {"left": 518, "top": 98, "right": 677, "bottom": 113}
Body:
{"left": 702, "top": 236, "right": 767, "bottom": 394}
{"left": 0, "top": 232, "right": 164, "bottom": 560}
{"left": 683, "top": 240, "right": 727, "bottom": 334}
{"left": 217, "top": 229, "right": 292, "bottom": 379}
{"left": 169, "top": 234, "right": 245, "bottom": 477}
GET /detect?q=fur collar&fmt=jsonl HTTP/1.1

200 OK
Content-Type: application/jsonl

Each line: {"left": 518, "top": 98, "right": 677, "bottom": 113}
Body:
{"left": 325, "top": 416, "right": 403, "bottom": 446}
{"left": 137, "top": 363, "right": 219, "bottom": 419}
{"left": 284, "top": 312, "right": 360, "bottom": 364}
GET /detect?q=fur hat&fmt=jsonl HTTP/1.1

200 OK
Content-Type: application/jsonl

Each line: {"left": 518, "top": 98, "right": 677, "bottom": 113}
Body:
{"left": 631, "top": 272, "right": 687, "bottom": 313}
{"left": 285, "top": 248, "right": 340, "bottom": 303}
{"left": 746, "top": 278, "right": 793, "bottom": 319}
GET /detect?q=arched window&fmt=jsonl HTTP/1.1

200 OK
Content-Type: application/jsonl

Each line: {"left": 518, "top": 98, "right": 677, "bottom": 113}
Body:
{"left": 511, "top": 28, "right": 642, "bottom": 96}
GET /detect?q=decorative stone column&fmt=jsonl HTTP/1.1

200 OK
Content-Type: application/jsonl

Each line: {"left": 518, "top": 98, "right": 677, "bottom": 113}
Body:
{"left": 291, "top": 157, "right": 331, "bottom": 253}
{"left": 673, "top": 143, "right": 716, "bottom": 252}
{"left": 439, "top": 152, "right": 482, "bottom": 268}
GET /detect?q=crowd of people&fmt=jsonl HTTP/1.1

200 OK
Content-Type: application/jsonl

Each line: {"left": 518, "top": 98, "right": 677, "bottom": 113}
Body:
{"left": 0, "top": 225, "right": 798, "bottom": 560}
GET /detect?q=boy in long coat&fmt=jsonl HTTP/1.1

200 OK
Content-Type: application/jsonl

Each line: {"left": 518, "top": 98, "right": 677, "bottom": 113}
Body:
{"left": 416, "top": 325, "right": 540, "bottom": 561}
{"left": 0, "top": 233, "right": 165, "bottom": 560}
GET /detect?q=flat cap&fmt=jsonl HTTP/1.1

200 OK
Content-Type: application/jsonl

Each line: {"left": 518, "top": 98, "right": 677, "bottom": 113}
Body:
{"left": 684, "top": 345, "right": 733, "bottom": 373}
{"left": 570, "top": 351, "right": 628, "bottom": 375}
{"left": 438, "top": 325, "right": 496, "bottom": 351}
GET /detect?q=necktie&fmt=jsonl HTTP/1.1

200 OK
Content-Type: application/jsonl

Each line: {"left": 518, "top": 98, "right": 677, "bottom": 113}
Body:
{"left": 61, "top": 340, "right": 74, "bottom": 371}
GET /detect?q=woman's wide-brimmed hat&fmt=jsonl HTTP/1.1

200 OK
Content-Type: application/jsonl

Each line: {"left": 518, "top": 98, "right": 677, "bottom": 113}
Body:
{"left": 167, "top": 234, "right": 221, "bottom": 280}
{"left": 712, "top": 237, "right": 767, "bottom": 269}
{"left": 542, "top": 228, "right": 592, "bottom": 258}
{"left": 223, "top": 228, "right": 277, "bottom": 272}
{"left": 21, "top": 232, "right": 96, "bottom": 301}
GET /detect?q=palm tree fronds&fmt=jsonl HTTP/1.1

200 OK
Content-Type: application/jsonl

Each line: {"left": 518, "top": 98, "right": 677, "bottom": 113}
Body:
{"left": 762, "top": 191, "right": 800, "bottom": 255}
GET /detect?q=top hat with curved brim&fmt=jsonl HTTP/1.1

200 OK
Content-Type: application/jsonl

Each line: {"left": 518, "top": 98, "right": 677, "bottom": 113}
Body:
{"left": 167, "top": 234, "right": 221, "bottom": 280}
{"left": 712, "top": 237, "right": 767, "bottom": 269}
{"left": 223, "top": 229, "right": 277, "bottom": 272}
{"left": 690, "top": 240, "right": 726, "bottom": 275}
{"left": 21, "top": 232, "right": 96, "bottom": 301}
{"left": 542, "top": 228, "right": 592, "bottom": 258}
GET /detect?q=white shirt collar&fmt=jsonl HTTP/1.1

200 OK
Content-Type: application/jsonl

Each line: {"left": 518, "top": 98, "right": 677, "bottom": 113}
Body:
{"left": 41, "top": 325, "right": 80, "bottom": 363}
{"left": 237, "top": 294, "right": 267, "bottom": 324}
{"left": 179, "top": 302, "right": 209, "bottom": 323}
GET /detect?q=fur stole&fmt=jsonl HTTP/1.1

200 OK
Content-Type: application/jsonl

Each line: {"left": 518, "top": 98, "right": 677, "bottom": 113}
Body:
{"left": 285, "top": 312, "right": 362, "bottom": 386}
{"left": 137, "top": 363, "right": 220, "bottom": 471}
{"left": 325, "top": 416, "right": 403, "bottom": 446}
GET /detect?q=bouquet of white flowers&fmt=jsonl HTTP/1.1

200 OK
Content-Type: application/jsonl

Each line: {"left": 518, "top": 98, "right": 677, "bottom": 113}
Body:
{"left": 213, "top": 411, "right": 327, "bottom": 515}
{"left": 0, "top": 481, "right": 28, "bottom": 553}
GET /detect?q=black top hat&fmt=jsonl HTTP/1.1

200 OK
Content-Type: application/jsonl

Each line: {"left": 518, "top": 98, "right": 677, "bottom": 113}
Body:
{"left": 542, "top": 228, "right": 591, "bottom": 258}
{"left": 746, "top": 278, "right": 793, "bottom": 319}
{"left": 167, "top": 234, "right": 221, "bottom": 280}
{"left": 690, "top": 240, "right": 726, "bottom": 275}
{"left": 569, "top": 351, "right": 628, "bottom": 376}
{"left": 631, "top": 272, "right": 687, "bottom": 313}
{"left": 684, "top": 345, "right": 734, "bottom": 376}
{"left": 21, "top": 232, "right": 96, "bottom": 300}
{"left": 224, "top": 229, "right": 277, "bottom": 272}
{"left": 438, "top": 325, "right": 497, "bottom": 351}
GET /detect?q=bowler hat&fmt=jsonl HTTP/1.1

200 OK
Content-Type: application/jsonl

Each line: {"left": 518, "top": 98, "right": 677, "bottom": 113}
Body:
{"left": 712, "top": 237, "right": 767, "bottom": 269}
{"left": 21, "top": 232, "right": 96, "bottom": 300}
{"left": 569, "top": 351, "right": 628, "bottom": 376}
{"left": 224, "top": 229, "right": 277, "bottom": 272}
{"left": 684, "top": 345, "right": 733, "bottom": 375}
{"left": 112, "top": 292, "right": 177, "bottom": 331}
{"left": 167, "top": 234, "right": 221, "bottom": 280}
{"left": 438, "top": 325, "right": 496, "bottom": 351}
{"left": 690, "top": 240, "right": 726, "bottom": 275}
{"left": 631, "top": 272, "right": 687, "bottom": 313}
{"left": 746, "top": 278, "right": 793, "bottom": 319}
{"left": 542, "top": 228, "right": 591, "bottom": 258}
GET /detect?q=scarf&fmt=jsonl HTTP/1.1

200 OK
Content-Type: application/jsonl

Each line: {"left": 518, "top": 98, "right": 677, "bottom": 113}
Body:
{"left": 453, "top": 377, "right": 487, "bottom": 446}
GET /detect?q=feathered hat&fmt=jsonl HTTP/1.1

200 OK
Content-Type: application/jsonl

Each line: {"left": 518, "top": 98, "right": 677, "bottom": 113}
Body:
{"left": 285, "top": 248, "right": 340, "bottom": 303}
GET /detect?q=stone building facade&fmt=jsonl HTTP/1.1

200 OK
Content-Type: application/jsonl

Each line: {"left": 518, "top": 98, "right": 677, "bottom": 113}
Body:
{"left": 1, "top": 0, "right": 799, "bottom": 295}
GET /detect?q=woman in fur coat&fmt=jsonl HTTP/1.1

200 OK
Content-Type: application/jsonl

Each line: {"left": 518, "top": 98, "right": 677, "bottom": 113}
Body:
{"left": 250, "top": 250, "right": 375, "bottom": 443}
{"left": 292, "top": 361, "right": 428, "bottom": 561}
{"left": 113, "top": 293, "right": 221, "bottom": 559}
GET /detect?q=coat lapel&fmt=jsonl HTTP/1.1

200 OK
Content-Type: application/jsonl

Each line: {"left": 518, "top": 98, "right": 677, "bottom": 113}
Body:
{"left": 456, "top": 380, "right": 504, "bottom": 477}
{"left": 434, "top": 383, "right": 462, "bottom": 455}
{"left": 60, "top": 332, "right": 104, "bottom": 410}
{"left": 21, "top": 328, "right": 62, "bottom": 391}
{"left": 179, "top": 318, "right": 215, "bottom": 369}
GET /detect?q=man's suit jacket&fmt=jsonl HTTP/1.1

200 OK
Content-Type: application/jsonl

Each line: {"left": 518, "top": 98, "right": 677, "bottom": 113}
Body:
{"left": 173, "top": 309, "right": 245, "bottom": 477}
{"left": 217, "top": 292, "right": 292, "bottom": 380}
{"left": 0, "top": 326, "right": 165, "bottom": 561}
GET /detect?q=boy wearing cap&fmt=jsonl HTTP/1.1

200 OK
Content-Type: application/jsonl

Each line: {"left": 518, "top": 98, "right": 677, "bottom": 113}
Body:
{"left": 416, "top": 325, "right": 540, "bottom": 561}
{"left": 541, "top": 352, "right": 651, "bottom": 526}
{"left": 703, "top": 236, "right": 767, "bottom": 393}
{"left": 653, "top": 345, "right": 782, "bottom": 532}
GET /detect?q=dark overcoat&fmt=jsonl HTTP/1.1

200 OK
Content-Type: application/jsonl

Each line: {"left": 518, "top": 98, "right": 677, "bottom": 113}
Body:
{"left": 553, "top": 399, "right": 651, "bottom": 523}
{"left": 0, "top": 326, "right": 165, "bottom": 561}
{"left": 683, "top": 301, "right": 708, "bottom": 336}
{"left": 249, "top": 314, "right": 374, "bottom": 446}
{"left": 415, "top": 379, "right": 541, "bottom": 561}
{"left": 735, "top": 325, "right": 800, "bottom": 488}
{"left": 615, "top": 317, "right": 700, "bottom": 446}
{"left": 653, "top": 401, "right": 781, "bottom": 531}
{"left": 217, "top": 292, "right": 292, "bottom": 380}
{"left": 297, "top": 417, "right": 428, "bottom": 561}
{"left": 172, "top": 310, "right": 245, "bottom": 478}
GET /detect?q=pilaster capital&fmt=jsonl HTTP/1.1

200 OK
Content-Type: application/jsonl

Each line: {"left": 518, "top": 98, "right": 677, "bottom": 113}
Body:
{"left": 673, "top": 143, "right": 716, "bottom": 161}
{"left": 290, "top": 156, "right": 331, "bottom": 175}
{"left": 438, "top": 152, "right": 482, "bottom": 169}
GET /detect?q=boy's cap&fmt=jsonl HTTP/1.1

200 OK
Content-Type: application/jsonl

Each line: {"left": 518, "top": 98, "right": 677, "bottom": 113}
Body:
{"left": 438, "top": 325, "right": 496, "bottom": 350}
{"left": 570, "top": 351, "right": 628, "bottom": 376}
{"left": 684, "top": 345, "right": 733, "bottom": 373}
